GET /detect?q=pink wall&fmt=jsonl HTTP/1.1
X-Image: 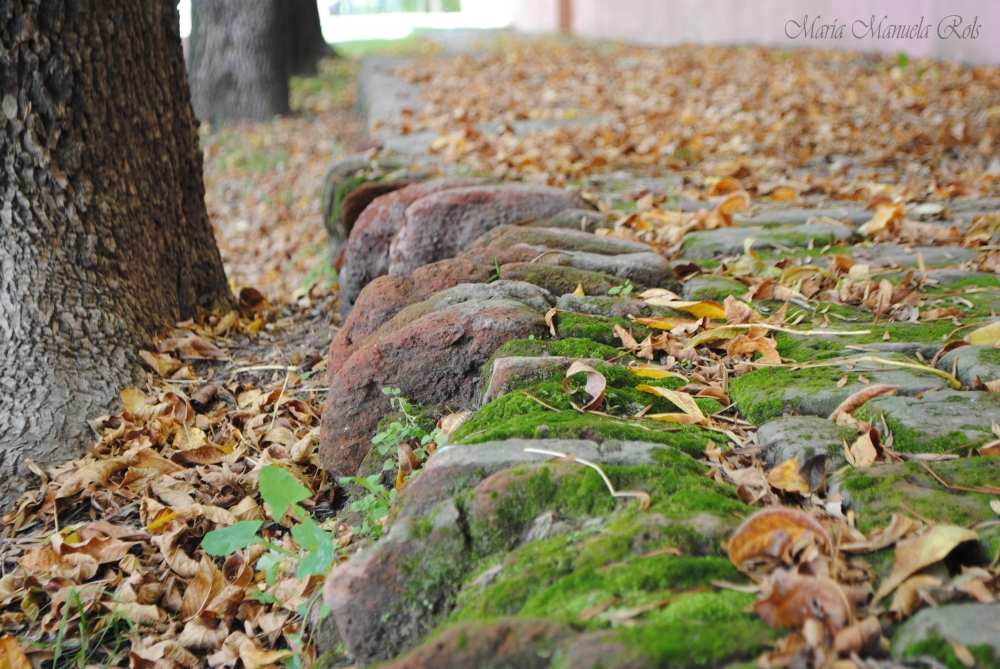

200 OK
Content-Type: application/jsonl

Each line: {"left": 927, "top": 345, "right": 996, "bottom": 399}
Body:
{"left": 513, "top": 0, "right": 1000, "bottom": 64}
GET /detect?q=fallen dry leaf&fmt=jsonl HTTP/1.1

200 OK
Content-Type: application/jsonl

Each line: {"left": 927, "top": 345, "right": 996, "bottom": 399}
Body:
{"left": 754, "top": 569, "right": 852, "bottom": 633}
{"left": 828, "top": 384, "right": 898, "bottom": 421}
{"left": 832, "top": 615, "right": 882, "bottom": 656}
{"left": 643, "top": 298, "right": 727, "bottom": 320}
{"left": 727, "top": 507, "right": 830, "bottom": 569}
{"left": 636, "top": 384, "right": 706, "bottom": 424}
{"left": 767, "top": 458, "right": 810, "bottom": 496}
{"left": 563, "top": 361, "right": 607, "bottom": 411}
{"left": 0, "top": 635, "right": 31, "bottom": 669}
{"left": 889, "top": 574, "right": 943, "bottom": 619}
{"left": 875, "top": 524, "right": 980, "bottom": 601}
{"left": 967, "top": 321, "right": 1000, "bottom": 346}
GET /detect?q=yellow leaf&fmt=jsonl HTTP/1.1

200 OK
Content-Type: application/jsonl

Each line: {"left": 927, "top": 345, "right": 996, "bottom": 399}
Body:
{"left": 572, "top": 283, "right": 585, "bottom": 297}
{"left": 967, "top": 321, "right": 1000, "bottom": 346}
{"left": 687, "top": 325, "right": 766, "bottom": 349}
{"left": 642, "top": 299, "right": 726, "bottom": 320}
{"left": 145, "top": 508, "right": 183, "bottom": 533}
{"left": 172, "top": 427, "right": 207, "bottom": 450}
{"left": 629, "top": 367, "right": 689, "bottom": 381}
{"left": 767, "top": 457, "right": 811, "bottom": 495}
{"left": 0, "top": 635, "right": 31, "bottom": 669}
{"left": 636, "top": 385, "right": 705, "bottom": 421}
{"left": 646, "top": 412, "right": 701, "bottom": 424}
{"left": 634, "top": 317, "right": 699, "bottom": 330}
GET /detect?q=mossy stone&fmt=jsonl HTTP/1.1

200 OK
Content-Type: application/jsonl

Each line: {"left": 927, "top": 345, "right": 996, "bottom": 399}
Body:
{"left": 837, "top": 458, "right": 1000, "bottom": 533}
{"left": 500, "top": 263, "right": 636, "bottom": 297}
{"left": 554, "top": 311, "right": 652, "bottom": 346}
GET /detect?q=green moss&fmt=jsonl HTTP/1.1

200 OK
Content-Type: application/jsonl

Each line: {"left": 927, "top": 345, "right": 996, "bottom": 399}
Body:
{"left": 728, "top": 366, "right": 851, "bottom": 424}
{"left": 519, "top": 557, "right": 740, "bottom": 619}
{"left": 410, "top": 518, "right": 434, "bottom": 539}
{"left": 854, "top": 411, "right": 986, "bottom": 454}
{"left": 982, "top": 349, "right": 1000, "bottom": 366}
{"left": 773, "top": 319, "right": 963, "bottom": 362}
{"left": 480, "top": 337, "right": 623, "bottom": 390}
{"left": 682, "top": 277, "right": 747, "bottom": 303}
{"left": 840, "top": 458, "right": 1000, "bottom": 533}
{"left": 327, "top": 174, "right": 369, "bottom": 236}
{"left": 616, "top": 591, "right": 778, "bottom": 667}
{"left": 454, "top": 512, "right": 732, "bottom": 623}
{"left": 554, "top": 312, "right": 652, "bottom": 346}
{"left": 469, "top": 459, "right": 747, "bottom": 557}
{"left": 501, "top": 263, "right": 633, "bottom": 297}
{"left": 456, "top": 410, "right": 716, "bottom": 455}
{"left": 456, "top": 366, "right": 721, "bottom": 453}
{"left": 904, "top": 636, "right": 1000, "bottom": 669}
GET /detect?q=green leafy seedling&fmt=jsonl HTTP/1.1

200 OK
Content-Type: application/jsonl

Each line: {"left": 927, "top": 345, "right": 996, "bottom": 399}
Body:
{"left": 291, "top": 516, "right": 336, "bottom": 577}
{"left": 259, "top": 467, "right": 311, "bottom": 520}
{"left": 202, "top": 520, "right": 264, "bottom": 556}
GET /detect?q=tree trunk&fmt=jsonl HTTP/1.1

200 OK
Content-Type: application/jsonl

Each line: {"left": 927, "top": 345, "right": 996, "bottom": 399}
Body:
{"left": 0, "top": 0, "right": 234, "bottom": 510}
{"left": 286, "top": 0, "right": 335, "bottom": 77}
{"left": 188, "top": 0, "right": 290, "bottom": 122}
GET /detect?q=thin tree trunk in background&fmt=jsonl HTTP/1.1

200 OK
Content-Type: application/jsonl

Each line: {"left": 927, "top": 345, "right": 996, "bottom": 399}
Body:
{"left": 188, "top": 0, "right": 290, "bottom": 122}
{"left": 286, "top": 0, "right": 336, "bottom": 77}
{"left": 0, "top": 0, "right": 234, "bottom": 510}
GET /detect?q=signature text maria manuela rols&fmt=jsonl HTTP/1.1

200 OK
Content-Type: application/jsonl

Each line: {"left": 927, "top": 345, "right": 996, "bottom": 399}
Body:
{"left": 785, "top": 15, "right": 981, "bottom": 40}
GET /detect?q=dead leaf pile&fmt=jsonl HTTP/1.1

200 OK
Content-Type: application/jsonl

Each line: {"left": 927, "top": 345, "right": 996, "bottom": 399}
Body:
{"left": 0, "top": 308, "right": 344, "bottom": 668}
{"left": 388, "top": 37, "right": 1000, "bottom": 198}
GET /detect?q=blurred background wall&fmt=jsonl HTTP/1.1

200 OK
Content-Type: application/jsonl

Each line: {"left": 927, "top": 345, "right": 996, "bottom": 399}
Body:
{"left": 514, "top": 0, "right": 999, "bottom": 64}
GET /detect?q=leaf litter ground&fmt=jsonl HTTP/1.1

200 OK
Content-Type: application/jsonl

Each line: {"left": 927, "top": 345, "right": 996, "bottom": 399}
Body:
{"left": 3, "top": 38, "right": 1000, "bottom": 669}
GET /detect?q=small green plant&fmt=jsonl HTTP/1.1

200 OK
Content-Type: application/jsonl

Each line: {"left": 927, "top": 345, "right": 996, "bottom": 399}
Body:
{"left": 202, "top": 466, "right": 338, "bottom": 581}
{"left": 607, "top": 280, "right": 634, "bottom": 297}
{"left": 338, "top": 388, "right": 446, "bottom": 539}
{"left": 486, "top": 256, "right": 502, "bottom": 283}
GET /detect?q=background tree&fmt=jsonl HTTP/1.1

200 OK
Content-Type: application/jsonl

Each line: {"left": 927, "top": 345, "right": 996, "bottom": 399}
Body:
{"left": 188, "top": 0, "right": 290, "bottom": 122}
{"left": 189, "top": 0, "right": 336, "bottom": 121}
{"left": 286, "top": 0, "right": 337, "bottom": 77}
{"left": 0, "top": 0, "right": 234, "bottom": 510}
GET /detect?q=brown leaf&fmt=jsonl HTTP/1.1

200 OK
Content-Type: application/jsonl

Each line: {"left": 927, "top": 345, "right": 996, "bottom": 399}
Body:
{"left": 841, "top": 513, "right": 920, "bottom": 553}
{"left": 563, "top": 361, "right": 607, "bottom": 411}
{"left": 889, "top": 574, "right": 942, "bottom": 619}
{"left": 832, "top": 615, "right": 882, "bottom": 656}
{"left": 437, "top": 411, "right": 469, "bottom": 441}
{"left": 178, "top": 617, "right": 228, "bottom": 651}
{"left": 612, "top": 323, "right": 639, "bottom": 349}
{"left": 754, "top": 569, "right": 852, "bottom": 633}
{"left": 107, "top": 601, "right": 165, "bottom": 624}
{"left": 844, "top": 428, "right": 882, "bottom": 468}
{"left": 724, "top": 296, "right": 761, "bottom": 325}
{"left": 181, "top": 555, "right": 225, "bottom": 619}
{"left": 767, "top": 457, "right": 810, "bottom": 496}
{"left": 725, "top": 334, "right": 781, "bottom": 364}
{"left": 544, "top": 307, "right": 559, "bottom": 336}
{"left": 727, "top": 507, "right": 830, "bottom": 569}
{"left": 140, "top": 350, "right": 183, "bottom": 376}
{"left": 948, "top": 637, "right": 977, "bottom": 668}
{"left": 160, "top": 335, "right": 228, "bottom": 360}
{"left": 238, "top": 637, "right": 294, "bottom": 669}
{"left": 204, "top": 584, "right": 244, "bottom": 618}
{"left": 154, "top": 523, "right": 200, "bottom": 579}
{"left": 875, "top": 524, "right": 980, "bottom": 601}
{"left": 828, "top": 384, "right": 898, "bottom": 421}
{"left": 56, "top": 456, "right": 136, "bottom": 499}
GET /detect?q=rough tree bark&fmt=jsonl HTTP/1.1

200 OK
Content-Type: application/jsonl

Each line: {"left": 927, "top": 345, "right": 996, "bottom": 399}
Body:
{"left": 286, "top": 0, "right": 335, "bottom": 77}
{"left": 188, "top": 0, "right": 290, "bottom": 122}
{"left": 0, "top": 0, "right": 234, "bottom": 510}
